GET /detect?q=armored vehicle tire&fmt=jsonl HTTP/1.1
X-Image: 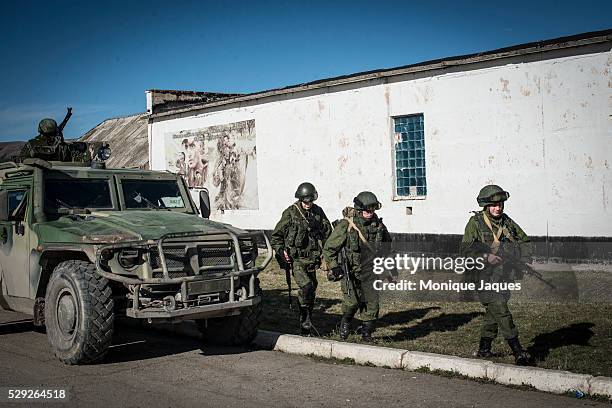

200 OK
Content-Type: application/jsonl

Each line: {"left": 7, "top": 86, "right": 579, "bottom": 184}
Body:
{"left": 44, "top": 260, "right": 114, "bottom": 364}
{"left": 196, "top": 300, "right": 262, "bottom": 347}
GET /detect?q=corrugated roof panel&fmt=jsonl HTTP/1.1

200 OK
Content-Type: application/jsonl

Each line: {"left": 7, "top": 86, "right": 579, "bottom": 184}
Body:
{"left": 80, "top": 113, "right": 149, "bottom": 169}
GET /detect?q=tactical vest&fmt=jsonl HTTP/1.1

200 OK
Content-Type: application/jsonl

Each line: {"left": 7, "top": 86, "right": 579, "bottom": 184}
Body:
{"left": 472, "top": 211, "right": 523, "bottom": 282}
{"left": 472, "top": 211, "right": 517, "bottom": 251}
{"left": 285, "top": 202, "right": 326, "bottom": 257}
{"left": 339, "top": 207, "right": 387, "bottom": 271}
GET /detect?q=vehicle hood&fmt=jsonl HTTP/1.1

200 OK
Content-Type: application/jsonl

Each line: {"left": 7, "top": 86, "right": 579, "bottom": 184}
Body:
{"left": 36, "top": 211, "right": 247, "bottom": 244}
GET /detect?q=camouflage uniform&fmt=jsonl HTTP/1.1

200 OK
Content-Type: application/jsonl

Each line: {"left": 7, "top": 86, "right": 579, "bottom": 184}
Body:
{"left": 20, "top": 118, "right": 71, "bottom": 162}
{"left": 323, "top": 192, "right": 391, "bottom": 341}
{"left": 460, "top": 184, "right": 532, "bottom": 365}
{"left": 271, "top": 199, "right": 332, "bottom": 332}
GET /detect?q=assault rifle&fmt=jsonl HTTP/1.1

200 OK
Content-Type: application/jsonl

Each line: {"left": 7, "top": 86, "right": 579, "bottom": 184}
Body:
{"left": 275, "top": 251, "right": 293, "bottom": 309}
{"left": 497, "top": 246, "right": 557, "bottom": 290}
{"left": 57, "top": 107, "right": 73, "bottom": 139}
{"left": 338, "top": 247, "right": 352, "bottom": 298}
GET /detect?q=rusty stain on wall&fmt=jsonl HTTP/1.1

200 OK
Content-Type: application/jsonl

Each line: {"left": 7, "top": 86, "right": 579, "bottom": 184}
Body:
{"left": 338, "top": 136, "right": 349, "bottom": 148}
{"left": 338, "top": 155, "right": 348, "bottom": 171}
{"left": 499, "top": 78, "right": 511, "bottom": 100}
{"left": 520, "top": 86, "right": 531, "bottom": 97}
{"left": 500, "top": 78, "right": 510, "bottom": 92}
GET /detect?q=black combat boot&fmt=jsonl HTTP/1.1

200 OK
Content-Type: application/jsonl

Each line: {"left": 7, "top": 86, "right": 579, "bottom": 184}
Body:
{"left": 299, "top": 305, "right": 312, "bottom": 336}
{"left": 507, "top": 337, "right": 529, "bottom": 365}
{"left": 339, "top": 315, "right": 352, "bottom": 340}
{"left": 476, "top": 337, "right": 494, "bottom": 358}
{"left": 361, "top": 320, "right": 375, "bottom": 342}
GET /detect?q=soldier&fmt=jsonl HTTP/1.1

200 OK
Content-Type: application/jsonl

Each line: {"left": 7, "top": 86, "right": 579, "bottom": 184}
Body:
{"left": 460, "top": 184, "right": 531, "bottom": 365}
{"left": 271, "top": 182, "right": 332, "bottom": 335}
{"left": 21, "top": 119, "right": 64, "bottom": 161}
{"left": 21, "top": 108, "right": 73, "bottom": 162}
{"left": 323, "top": 191, "right": 392, "bottom": 342}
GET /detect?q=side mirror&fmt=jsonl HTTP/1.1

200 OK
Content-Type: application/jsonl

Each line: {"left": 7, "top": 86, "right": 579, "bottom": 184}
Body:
{"left": 0, "top": 190, "right": 8, "bottom": 222}
{"left": 199, "top": 189, "right": 211, "bottom": 219}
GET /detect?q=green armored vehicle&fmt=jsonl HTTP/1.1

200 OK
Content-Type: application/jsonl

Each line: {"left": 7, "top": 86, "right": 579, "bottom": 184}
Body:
{"left": 0, "top": 143, "right": 271, "bottom": 364}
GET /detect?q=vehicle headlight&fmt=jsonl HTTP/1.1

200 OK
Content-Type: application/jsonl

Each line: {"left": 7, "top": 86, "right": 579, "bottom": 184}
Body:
{"left": 118, "top": 249, "right": 142, "bottom": 269}
{"left": 96, "top": 145, "right": 112, "bottom": 161}
{"left": 240, "top": 240, "right": 258, "bottom": 267}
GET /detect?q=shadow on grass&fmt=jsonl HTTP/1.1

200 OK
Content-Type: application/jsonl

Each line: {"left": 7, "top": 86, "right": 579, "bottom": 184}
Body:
{"left": 527, "top": 322, "right": 595, "bottom": 362}
{"left": 262, "top": 288, "right": 467, "bottom": 341}
{"left": 384, "top": 311, "right": 483, "bottom": 342}
{"left": 261, "top": 289, "right": 342, "bottom": 336}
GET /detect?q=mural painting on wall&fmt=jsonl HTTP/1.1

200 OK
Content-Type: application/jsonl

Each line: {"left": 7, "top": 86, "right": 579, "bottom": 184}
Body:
{"left": 165, "top": 119, "right": 258, "bottom": 210}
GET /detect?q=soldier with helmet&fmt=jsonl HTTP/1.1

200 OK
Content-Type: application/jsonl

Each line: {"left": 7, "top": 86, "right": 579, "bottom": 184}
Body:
{"left": 271, "top": 182, "right": 332, "bottom": 335}
{"left": 20, "top": 108, "right": 73, "bottom": 162}
{"left": 21, "top": 119, "right": 62, "bottom": 160}
{"left": 460, "top": 184, "right": 532, "bottom": 365}
{"left": 323, "top": 191, "right": 392, "bottom": 342}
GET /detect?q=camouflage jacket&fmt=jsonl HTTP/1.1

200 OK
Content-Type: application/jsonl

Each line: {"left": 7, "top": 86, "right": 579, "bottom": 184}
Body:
{"left": 460, "top": 210, "right": 532, "bottom": 282}
{"left": 20, "top": 135, "right": 92, "bottom": 163}
{"left": 323, "top": 209, "right": 391, "bottom": 279}
{"left": 270, "top": 202, "right": 332, "bottom": 263}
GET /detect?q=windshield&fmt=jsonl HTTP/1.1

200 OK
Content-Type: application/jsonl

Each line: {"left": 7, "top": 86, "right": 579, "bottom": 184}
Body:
{"left": 45, "top": 179, "right": 113, "bottom": 211}
{"left": 121, "top": 179, "right": 187, "bottom": 210}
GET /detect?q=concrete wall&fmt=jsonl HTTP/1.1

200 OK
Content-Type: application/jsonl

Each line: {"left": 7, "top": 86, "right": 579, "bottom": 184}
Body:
{"left": 150, "top": 49, "right": 611, "bottom": 237}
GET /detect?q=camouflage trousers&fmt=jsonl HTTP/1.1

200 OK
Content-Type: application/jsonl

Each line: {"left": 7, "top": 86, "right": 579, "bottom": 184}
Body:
{"left": 340, "top": 271, "right": 379, "bottom": 321}
{"left": 480, "top": 301, "right": 519, "bottom": 339}
{"left": 292, "top": 260, "right": 319, "bottom": 307}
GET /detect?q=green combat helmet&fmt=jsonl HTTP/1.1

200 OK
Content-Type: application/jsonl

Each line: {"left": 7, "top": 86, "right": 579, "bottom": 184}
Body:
{"left": 38, "top": 118, "right": 58, "bottom": 136}
{"left": 477, "top": 184, "right": 510, "bottom": 207}
{"left": 353, "top": 191, "right": 382, "bottom": 211}
{"left": 295, "top": 182, "right": 318, "bottom": 203}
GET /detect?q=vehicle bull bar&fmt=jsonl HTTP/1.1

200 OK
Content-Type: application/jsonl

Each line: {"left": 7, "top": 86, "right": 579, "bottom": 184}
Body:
{"left": 94, "top": 230, "right": 272, "bottom": 315}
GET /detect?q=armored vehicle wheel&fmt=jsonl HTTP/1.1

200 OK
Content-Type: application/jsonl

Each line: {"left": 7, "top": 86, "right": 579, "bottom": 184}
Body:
{"left": 44, "top": 260, "right": 114, "bottom": 364}
{"left": 197, "top": 300, "right": 262, "bottom": 347}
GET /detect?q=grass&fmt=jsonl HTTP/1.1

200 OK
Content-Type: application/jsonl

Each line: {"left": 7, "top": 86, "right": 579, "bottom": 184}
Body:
{"left": 258, "top": 259, "right": 612, "bottom": 377}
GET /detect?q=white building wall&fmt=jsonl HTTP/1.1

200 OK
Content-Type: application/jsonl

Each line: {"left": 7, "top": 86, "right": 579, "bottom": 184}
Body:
{"left": 150, "top": 50, "right": 611, "bottom": 237}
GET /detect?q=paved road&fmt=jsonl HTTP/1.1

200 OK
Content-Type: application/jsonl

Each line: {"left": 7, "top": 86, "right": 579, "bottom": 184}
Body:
{"left": 0, "top": 309, "right": 605, "bottom": 408}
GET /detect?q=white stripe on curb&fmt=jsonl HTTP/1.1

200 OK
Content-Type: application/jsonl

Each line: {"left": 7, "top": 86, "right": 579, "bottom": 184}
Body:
{"left": 332, "top": 341, "right": 406, "bottom": 369}
{"left": 486, "top": 363, "right": 591, "bottom": 394}
{"left": 402, "top": 350, "right": 490, "bottom": 379}
{"left": 146, "top": 323, "right": 611, "bottom": 399}
{"left": 252, "top": 330, "right": 611, "bottom": 399}
{"left": 589, "top": 377, "right": 612, "bottom": 398}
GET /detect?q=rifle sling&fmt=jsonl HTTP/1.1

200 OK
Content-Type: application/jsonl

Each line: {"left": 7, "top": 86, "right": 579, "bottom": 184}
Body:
{"left": 293, "top": 203, "right": 327, "bottom": 251}
{"left": 345, "top": 217, "right": 375, "bottom": 253}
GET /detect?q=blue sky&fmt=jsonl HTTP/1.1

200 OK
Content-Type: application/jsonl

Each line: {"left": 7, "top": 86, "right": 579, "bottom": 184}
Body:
{"left": 0, "top": 0, "right": 610, "bottom": 141}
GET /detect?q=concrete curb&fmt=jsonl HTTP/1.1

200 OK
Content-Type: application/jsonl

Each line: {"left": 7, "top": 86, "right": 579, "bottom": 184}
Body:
{"left": 144, "top": 322, "right": 611, "bottom": 399}
{"left": 251, "top": 330, "right": 612, "bottom": 399}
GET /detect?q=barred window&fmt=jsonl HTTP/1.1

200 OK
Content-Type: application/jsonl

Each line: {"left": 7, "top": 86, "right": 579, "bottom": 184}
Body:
{"left": 393, "top": 114, "right": 426, "bottom": 197}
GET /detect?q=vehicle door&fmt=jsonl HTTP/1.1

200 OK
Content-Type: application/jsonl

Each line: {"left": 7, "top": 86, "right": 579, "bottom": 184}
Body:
{"left": 0, "top": 181, "right": 32, "bottom": 299}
